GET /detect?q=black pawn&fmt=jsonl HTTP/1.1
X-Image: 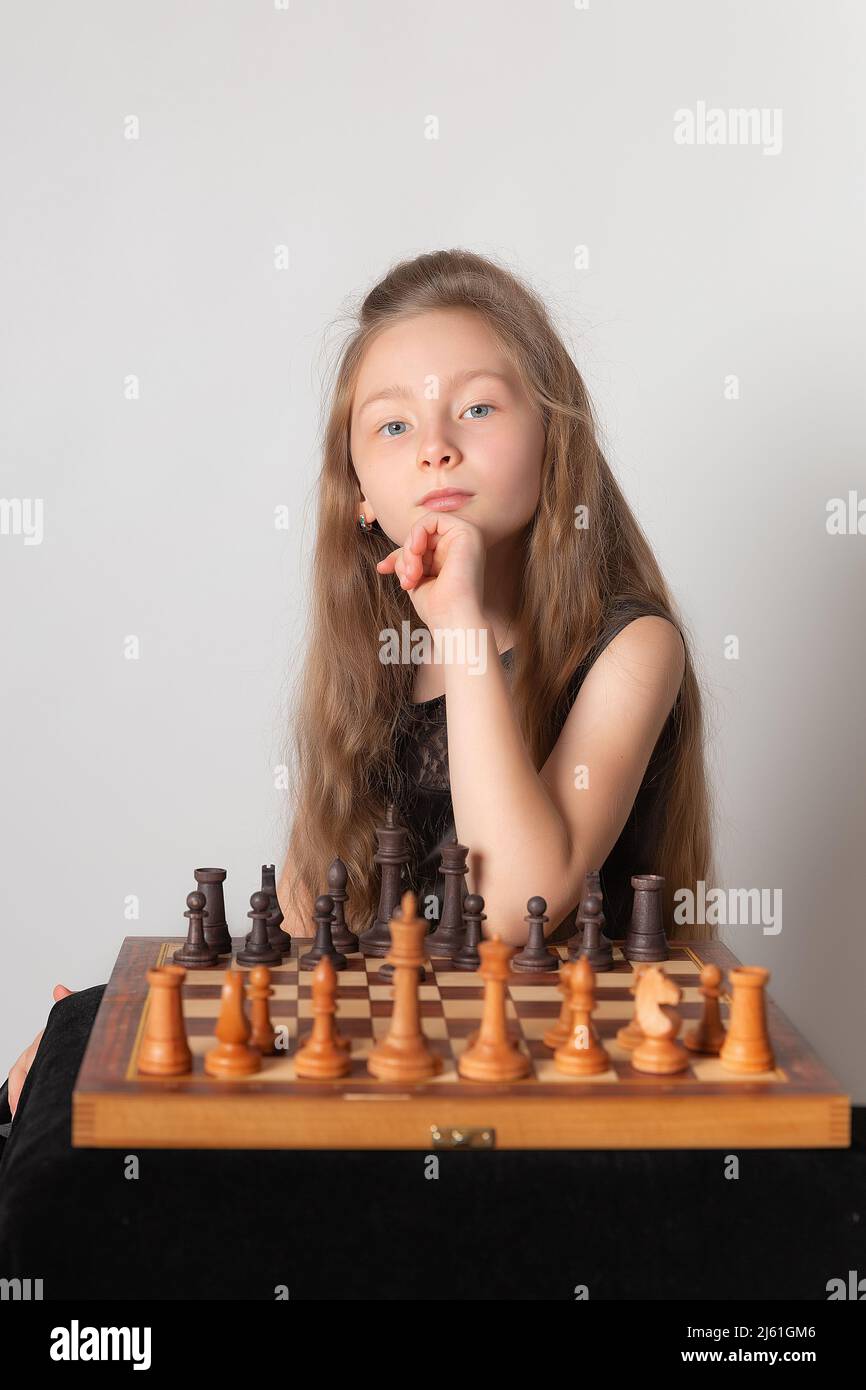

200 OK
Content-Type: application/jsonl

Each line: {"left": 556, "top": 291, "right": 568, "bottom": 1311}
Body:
{"left": 236, "top": 891, "right": 283, "bottom": 967}
{"left": 328, "top": 858, "right": 359, "bottom": 954}
{"left": 576, "top": 892, "right": 614, "bottom": 971}
{"left": 245, "top": 864, "right": 291, "bottom": 955}
{"left": 300, "top": 894, "right": 347, "bottom": 972}
{"left": 567, "top": 869, "right": 601, "bottom": 958}
{"left": 173, "top": 891, "right": 219, "bottom": 969}
{"left": 378, "top": 901, "right": 426, "bottom": 984}
{"left": 512, "top": 897, "right": 558, "bottom": 972}
{"left": 624, "top": 874, "right": 668, "bottom": 961}
{"left": 451, "top": 894, "right": 486, "bottom": 971}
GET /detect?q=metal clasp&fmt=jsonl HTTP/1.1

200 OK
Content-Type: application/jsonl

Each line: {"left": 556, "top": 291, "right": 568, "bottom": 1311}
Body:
{"left": 430, "top": 1125, "right": 495, "bottom": 1149}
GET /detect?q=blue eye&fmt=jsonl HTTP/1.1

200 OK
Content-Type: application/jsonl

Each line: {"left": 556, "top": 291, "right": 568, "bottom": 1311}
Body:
{"left": 377, "top": 403, "right": 494, "bottom": 438}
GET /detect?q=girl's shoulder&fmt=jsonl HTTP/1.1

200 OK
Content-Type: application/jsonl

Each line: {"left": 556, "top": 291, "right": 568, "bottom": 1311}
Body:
{"left": 563, "top": 596, "right": 683, "bottom": 709}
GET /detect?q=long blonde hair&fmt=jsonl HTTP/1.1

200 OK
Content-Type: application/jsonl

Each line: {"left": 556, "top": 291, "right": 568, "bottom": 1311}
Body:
{"left": 281, "top": 249, "right": 716, "bottom": 939}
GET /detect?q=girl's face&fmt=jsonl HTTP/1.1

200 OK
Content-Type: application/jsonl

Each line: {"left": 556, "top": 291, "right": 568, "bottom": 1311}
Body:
{"left": 349, "top": 308, "right": 545, "bottom": 547}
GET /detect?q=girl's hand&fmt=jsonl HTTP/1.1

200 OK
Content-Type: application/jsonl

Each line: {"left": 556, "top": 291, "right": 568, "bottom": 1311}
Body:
{"left": 8, "top": 983, "right": 74, "bottom": 1118}
{"left": 375, "top": 512, "right": 486, "bottom": 630}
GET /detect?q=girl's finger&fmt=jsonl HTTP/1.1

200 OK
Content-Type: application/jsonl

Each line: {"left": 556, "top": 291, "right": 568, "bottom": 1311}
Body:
{"left": 407, "top": 522, "right": 432, "bottom": 555}
{"left": 375, "top": 549, "right": 400, "bottom": 574}
{"left": 374, "top": 512, "right": 455, "bottom": 588}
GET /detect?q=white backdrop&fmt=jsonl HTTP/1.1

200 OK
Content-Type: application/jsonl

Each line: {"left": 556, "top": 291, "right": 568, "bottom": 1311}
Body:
{"left": 1, "top": 1, "right": 864, "bottom": 1100}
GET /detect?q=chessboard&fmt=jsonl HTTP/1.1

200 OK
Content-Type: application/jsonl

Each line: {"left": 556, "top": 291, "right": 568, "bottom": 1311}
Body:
{"left": 72, "top": 935, "right": 850, "bottom": 1151}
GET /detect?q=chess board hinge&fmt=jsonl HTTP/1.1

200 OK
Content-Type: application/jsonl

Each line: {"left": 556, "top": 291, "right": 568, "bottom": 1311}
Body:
{"left": 430, "top": 1125, "right": 495, "bottom": 1150}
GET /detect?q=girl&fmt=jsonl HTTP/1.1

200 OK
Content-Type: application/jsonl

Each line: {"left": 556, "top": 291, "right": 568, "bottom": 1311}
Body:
{"left": 5, "top": 248, "right": 715, "bottom": 1117}
{"left": 277, "top": 247, "right": 715, "bottom": 947}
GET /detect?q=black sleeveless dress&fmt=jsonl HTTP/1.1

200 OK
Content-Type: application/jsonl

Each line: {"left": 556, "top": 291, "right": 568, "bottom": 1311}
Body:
{"left": 392, "top": 599, "right": 679, "bottom": 942}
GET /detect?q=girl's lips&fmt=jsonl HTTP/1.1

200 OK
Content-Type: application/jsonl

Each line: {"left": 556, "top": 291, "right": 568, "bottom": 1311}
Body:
{"left": 421, "top": 492, "right": 474, "bottom": 511}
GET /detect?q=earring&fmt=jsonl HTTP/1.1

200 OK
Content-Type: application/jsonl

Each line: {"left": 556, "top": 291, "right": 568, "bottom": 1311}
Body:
{"left": 358, "top": 513, "right": 370, "bottom": 531}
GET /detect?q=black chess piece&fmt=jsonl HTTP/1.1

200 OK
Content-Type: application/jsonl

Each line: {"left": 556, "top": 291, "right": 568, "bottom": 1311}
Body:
{"left": 236, "top": 891, "right": 283, "bottom": 967}
{"left": 451, "top": 894, "right": 486, "bottom": 971}
{"left": 300, "top": 894, "right": 347, "bottom": 972}
{"left": 624, "top": 874, "right": 669, "bottom": 961}
{"left": 244, "top": 864, "right": 292, "bottom": 954}
{"left": 195, "top": 867, "right": 232, "bottom": 955}
{"left": 359, "top": 804, "right": 411, "bottom": 957}
{"left": 425, "top": 838, "right": 469, "bottom": 957}
{"left": 512, "top": 897, "right": 558, "bottom": 972}
{"left": 567, "top": 869, "right": 601, "bottom": 958}
{"left": 328, "top": 858, "right": 359, "bottom": 954}
{"left": 378, "top": 902, "right": 426, "bottom": 984}
{"left": 575, "top": 892, "right": 615, "bottom": 971}
{"left": 262, "top": 863, "right": 292, "bottom": 955}
{"left": 173, "top": 890, "right": 220, "bottom": 969}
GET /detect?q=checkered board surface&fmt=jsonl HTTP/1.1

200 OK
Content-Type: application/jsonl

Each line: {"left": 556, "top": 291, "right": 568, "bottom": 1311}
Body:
{"left": 72, "top": 934, "right": 850, "bottom": 1148}
{"left": 132, "top": 938, "right": 783, "bottom": 1087}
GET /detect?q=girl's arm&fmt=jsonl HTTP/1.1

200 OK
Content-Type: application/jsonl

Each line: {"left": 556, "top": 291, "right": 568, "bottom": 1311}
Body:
{"left": 377, "top": 512, "right": 684, "bottom": 946}
{"left": 443, "top": 606, "right": 685, "bottom": 945}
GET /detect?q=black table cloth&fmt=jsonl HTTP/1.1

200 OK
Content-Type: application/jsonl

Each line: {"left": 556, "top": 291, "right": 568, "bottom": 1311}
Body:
{"left": 1, "top": 986, "right": 864, "bottom": 1300}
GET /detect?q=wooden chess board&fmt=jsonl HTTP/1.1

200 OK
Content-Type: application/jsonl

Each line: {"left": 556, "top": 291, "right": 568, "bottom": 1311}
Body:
{"left": 71, "top": 936, "right": 851, "bottom": 1151}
